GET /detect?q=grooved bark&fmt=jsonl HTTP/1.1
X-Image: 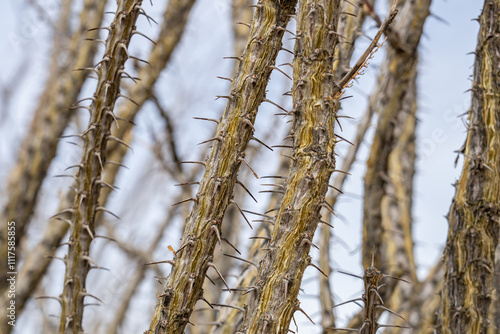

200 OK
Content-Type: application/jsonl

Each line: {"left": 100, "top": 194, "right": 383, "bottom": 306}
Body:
{"left": 147, "top": 1, "right": 298, "bottom": 333}
{"left": 0, "top": 0, "right": 196, "bottom": 328}
{"left": 319, "top": 1, "right": 375, "bottom": 331}
{"left": 209, "top": 156, "right": 288, "bottom": 334}
{"left": 243, "top": 1, "right": 396, "bottom": 331}
{"left": 245, "top": 1, "right": 343, "bottom": 332}
{"left": 58, "top": 1, "right": 142, "bottom": 332}
{"left": 439, "top": 1, "right": 500, "bottom": 333}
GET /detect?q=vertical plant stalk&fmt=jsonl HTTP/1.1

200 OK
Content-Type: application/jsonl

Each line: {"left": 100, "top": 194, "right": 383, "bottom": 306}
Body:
{"left": 189, "top": 3, "right": 256, "bottom": 332}
{"left": 147, "top": 1, "right": 298, "bottom": 333}
{"left": 4, "top": 0, "right": 196, "bottom": 326}
{"left": 245, "top": 1, "right": 343, "bottom": 330}
{"left": 439, "top": 1, "right": 500, "bottom": 333}
{"left": 245, "top": 2, "right": 397, "bottom": 331}
{"left": 0, "top": 0, "right": 107, "bottom": 291}
{"left": 58, "top": 1, "right": 142, "bottom": 332}
{"left": 361, "top": 266, "right": 385, "bottom": 334}
{"left": 110, "top": 0, "right": 196, "bottom": 134}
{"left": 318, "top": 1, "right": 376, "bottom": 331}
{"left": 105, "top": 175, "right": 198, "bottom": 333}
{"left": 360, "top": 0, "right": 430, "bottom": 328}
{"left": 209, "top": 156, "right": 289, "bottom": 334}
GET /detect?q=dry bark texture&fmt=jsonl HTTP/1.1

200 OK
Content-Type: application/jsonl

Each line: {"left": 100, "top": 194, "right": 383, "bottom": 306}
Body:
{"left": 0, "top": 0, "right": 106, "bottom": 291}
{"left": 360, "top": 0, "right": 431, "bottom": 331}
{"left": 244, "top": 1, "right": 343, "bottom": 332}
{"left": 318, "top": 1, "right": 375, "bottom": 331}
{"left": 189, "top": 3, "right": 256, "bottom": 332}
{"left": 439, "top": 1, "right": 500, "bottom": 333}
{"left": 147, "top": 1, "right": 298, "bottom": 332}
{"left": 241, "top": 1, "right": 396, "bottom": 331}
{"left": 58, "top": 1, "right": 143, "bottom": 332}
{"left": 0, "top": 1, "right": 197, "bottom": 329}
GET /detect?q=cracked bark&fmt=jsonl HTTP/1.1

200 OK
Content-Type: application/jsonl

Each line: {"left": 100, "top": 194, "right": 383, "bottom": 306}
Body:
{"left": 438, "top": 1, "right": 500, "bottom": 333}
{"left": 244, "top": 1, "right": 348, "bottom": 332}
{"left": 147, "top": 1, "right": 299, "bottom": 333}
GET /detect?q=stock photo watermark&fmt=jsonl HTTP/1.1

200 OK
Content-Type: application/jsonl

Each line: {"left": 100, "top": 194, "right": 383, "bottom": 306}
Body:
{"left": 418, "top": 97, "right": 469, "bottom": 158}
{"left": 5, "top": 221, "right": 16, "bottom": 327}
{"left": 7, "top": 0, "right": 61, "bottom": 53}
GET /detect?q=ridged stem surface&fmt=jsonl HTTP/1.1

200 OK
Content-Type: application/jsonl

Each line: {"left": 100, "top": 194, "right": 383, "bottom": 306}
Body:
{"left": 147, "top": 1, "right": 298, "bottom": 333}
{"left": 4, "top": 0, "right": 196, "bottom": 327}
{"left": 59, "top": 1, "right": 142, "bottom": 332}
{"left": 439, "top": 1, "right": 500, "bottom": 333}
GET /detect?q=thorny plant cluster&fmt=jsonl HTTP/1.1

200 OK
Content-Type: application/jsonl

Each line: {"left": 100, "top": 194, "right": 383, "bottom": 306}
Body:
{"left": 0, "top": 0, "right": 498, "bottom": 334}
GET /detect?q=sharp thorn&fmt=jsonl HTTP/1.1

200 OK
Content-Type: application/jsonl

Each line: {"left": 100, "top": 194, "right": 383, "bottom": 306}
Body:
{"left": 95, "top": 206, "right": 120, "bottom": 220}
{"left": 236, "top": 180, "right": 257, "bottom": 203}
{"left": 223, "top": 253, "right": 257, "bottom": 268}
{"left": 222, "top": 237, "right": 241, "bottom": 255}
{"left": 193, "top": 116, "right": 219, "bottom": 124}
{"left": 208, "top": 262, "right": 231, "bottom": 292}
{"left": 251, "top": 136, "right": 273, "bottom": 151}
{"left": 174, "top": 181, "right": 200, "bottom": 186}
{"left": 145, "top": 260, "right": 175, "bottom": 266}
{"left": 239, "top": 157, "right": 259, "bottom": 179}
{"left": 230, "top": 200, "right": 252, "bottom": 229}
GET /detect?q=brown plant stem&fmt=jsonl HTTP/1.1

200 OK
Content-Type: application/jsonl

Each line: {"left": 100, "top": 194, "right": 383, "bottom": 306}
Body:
{"left": 147, "top": 1, "right": 299, "bottom": 333}
{"left": 0, "top": 0, "right": 106, "bottom": 293}
{"left": 58, "top": 1, "right": 142, "bottom": 332}
{"left": 438, "top": 1, "right": 500, "bottom": 332}
{"left": 319, "top": 1, "right": 376, "bottom": 331}
{"left": 359, "top": 2, "right": 431, "bottom": 332}
{"left": 3, "top": 0, "right": 196, "bottom": 327}
{"left": 245, "top": 1, "right": 397, "bottom": 332}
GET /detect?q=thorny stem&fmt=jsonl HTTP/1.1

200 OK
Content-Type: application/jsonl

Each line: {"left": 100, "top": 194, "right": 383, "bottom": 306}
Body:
{"left": 4, "top": 0, "right": 197, "bottom": 328}
{"left": 319, "top": 0, "right": 376, "bottom": 331}
{"left": 147, "top": 1, "right": 298, "bottom": 333}
{"left": 59, "top": 1, "right": 143, "bottom": 332}
{"left": 358, "top": 0, "right": 431, "bottom": 331}
{"left": 245, "top": 1, "right": 396, "bottom": 333}
{"left": 361, "top": 266, "right": 385, "bottom": 334}
{"left": 0, "top": 0, "right": 106, "bottom": 296}
{"left": 439, "top": 1, "right": 500, "bottom": 333}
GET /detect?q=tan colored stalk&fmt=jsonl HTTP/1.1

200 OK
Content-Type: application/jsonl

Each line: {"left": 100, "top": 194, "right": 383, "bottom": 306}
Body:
{"left": 439, "top": 1, "right": 500, "bottom": 332}
{"left": 189, "top": 3, "right": 256, "bottom": 332}
{"left": 105, "top": 178, "right": 197, "bottom": 333}
{"left": 108, "top": 0, "right": 197, "bottom": 147}
{"left": 319, "top": 1, "right": 376, "bottom": 331}
{"left": 58, "top": 1, "right": 143, "bottom": 332}
{"left": 147, "top": 1, "right": 298, "bottom": 332}
{"left": 4, "top": 0, "right": 196, "bottom": 326}
{"left": 245, "top": 0, "right": 344, "bottom": 329}
{"left": 209, "top": 156, "right": 289, "bottom": 334}
{"left": 359, "top": 1, "right": 430, "bottom": 331}
{"left": 0, "top": 0, "right": 106, "bottom": 291}
{"left": 245, "top": 2, "right": 396, "bottom": 332}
